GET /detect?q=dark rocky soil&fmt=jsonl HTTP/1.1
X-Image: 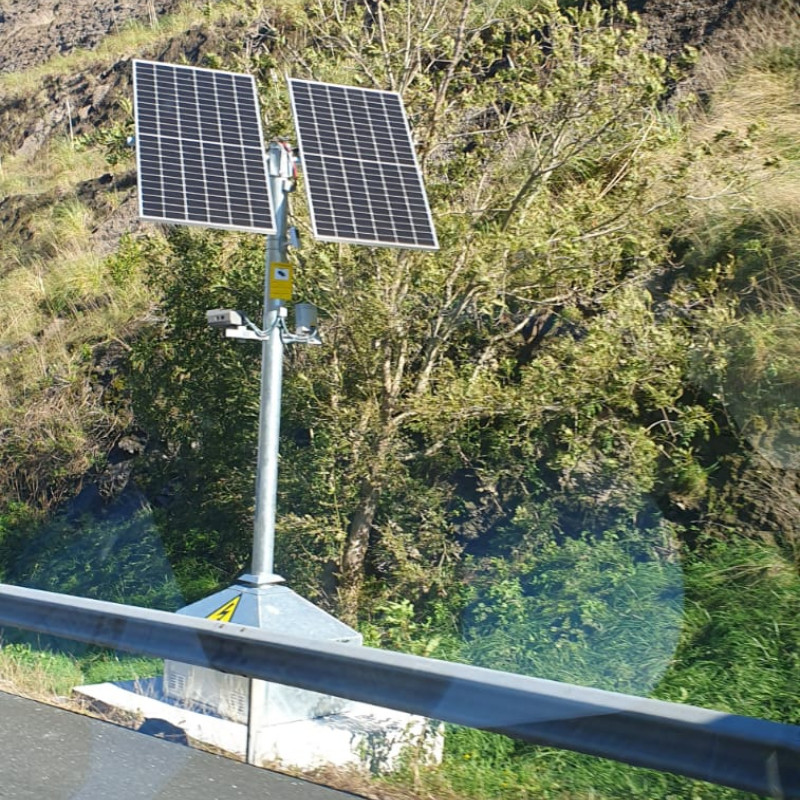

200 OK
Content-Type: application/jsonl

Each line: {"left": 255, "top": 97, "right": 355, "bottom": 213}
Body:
{"left": 630, "top": 0, "right": 747, "bottom": 60}
{"left": 0, "top": 0, "right": 182, "bottom": 73}
{"left": 0, "top": 0, "right": 758, "bottom": 78}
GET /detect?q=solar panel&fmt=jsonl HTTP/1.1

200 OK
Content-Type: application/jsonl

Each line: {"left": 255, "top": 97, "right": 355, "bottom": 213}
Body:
{"left": 132, "top": 60, "right": 275, "bottom": 235}
{"left": 288, "top": 79, "right": 439, "bottom": 251}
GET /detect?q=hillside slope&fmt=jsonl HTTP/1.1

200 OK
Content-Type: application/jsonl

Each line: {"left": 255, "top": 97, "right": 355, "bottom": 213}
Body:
{"left": 0, "top": 0, "right": 797, "bottom": 605}
{"left": 0, "top": 0, "right": 765, "bottom": 510}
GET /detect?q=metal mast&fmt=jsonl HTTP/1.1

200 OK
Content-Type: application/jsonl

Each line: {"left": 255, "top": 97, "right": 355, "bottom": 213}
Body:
{"left": 241, "top": 142, "right": 294, "bottom": 586}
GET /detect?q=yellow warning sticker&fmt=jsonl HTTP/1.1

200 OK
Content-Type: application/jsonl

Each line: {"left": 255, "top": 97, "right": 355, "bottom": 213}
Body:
{"left": 206, "top": 594, "right": 241, "bottom": 623}
{"left": 269, "top": 262, "right": 293, "bottom": 301}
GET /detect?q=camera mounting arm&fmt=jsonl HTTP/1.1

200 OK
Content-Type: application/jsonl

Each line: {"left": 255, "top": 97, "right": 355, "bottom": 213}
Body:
{"left": 205, "top": 307, "right": 321, "bottom": 345}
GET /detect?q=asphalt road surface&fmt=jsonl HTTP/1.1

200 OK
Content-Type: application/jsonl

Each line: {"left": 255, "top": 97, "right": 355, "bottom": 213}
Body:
{"left": 0, "top": 691, "right": 361, "bottom": 800}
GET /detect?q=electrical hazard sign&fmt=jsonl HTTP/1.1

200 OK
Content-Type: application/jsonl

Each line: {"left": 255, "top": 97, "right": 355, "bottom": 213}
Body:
{"left": 269, "top": 262, "right": 293, "bottom": 301}
{"left": 206, "top": 594, "right": 241, "bottom": 623}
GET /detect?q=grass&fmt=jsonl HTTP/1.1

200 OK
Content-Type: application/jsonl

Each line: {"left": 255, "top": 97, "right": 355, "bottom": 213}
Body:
{"left": 0, "top": 298, "right": 149, "bottom": 509}
{"left": 0, "top": 214, "right": 154, "bottom": 508}
{"left": 682, "top": 0, "right": 800, "bottom": 215}
{"left": 375, "top": 537, "right": 796, "bottom": 800}
{"left": 0, "top": 641, "right": 162, "bottom": 705}
{"left": 0, "top": 0, "right": 258, "bottom": 515}
{"left": 692, "top": 65, "right": 800, "bottom": 197}
{"left": 0, "top": 195, "right": 152, "bottom": 350}
{"left": 0, "top": 129, "right": 158, "bottom": 507}
{"left": 656, "top": 0, "right": 800, "bottom": 347}
{"left": 33, "top": 198, "right": 95, "bottom": 255}
{"left": 655, "top": 539, "right": 800, "bottom": 724}
{"left": 687, "top": 0, "right": 800, "bottom": 95}
{"left": 0, "top": 137, "right": 110, "bottom": 199}
{"left": 0, "top": 642, "right": 84, "bottom": 699}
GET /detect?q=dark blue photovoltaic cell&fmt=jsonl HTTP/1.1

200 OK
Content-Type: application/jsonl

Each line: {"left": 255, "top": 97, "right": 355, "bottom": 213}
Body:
{"left": 288, "top": 79, "right": 438, "bottom": 251}
{"left": 133, "top": 60, "right": 275, "bottom": 234}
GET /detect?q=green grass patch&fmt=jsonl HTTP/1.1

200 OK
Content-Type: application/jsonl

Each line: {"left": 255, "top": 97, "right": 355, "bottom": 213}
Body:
{"left": 0, "top": 640, "right": 162, "bottom": 700}
{"left": 0, "top": 231, "right": 157, "bottom": 510}
{"left": 384, "top": 538, "right": 796, "bottom": 800}
{"left": 0, "top": 642, "right": 84, "bottom": 697}
{"left": 80, "top": 651, "right": 162, "bottom": 685}
{"left": 655, "top": 538, "right": 800, "bottom": 725}
{"left": 2, "top": 502, "right": 184, "bottom": 610}
{"left": 0, "top": 138, "right": 109, "bottom": 199}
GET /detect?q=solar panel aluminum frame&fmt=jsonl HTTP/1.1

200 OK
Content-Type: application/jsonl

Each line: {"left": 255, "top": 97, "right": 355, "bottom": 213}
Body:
{"left": 132, "top": 59, "right": 276, "bottom": 236}
{"left": 288, "top": 78, "right": 439, "bottom": 252}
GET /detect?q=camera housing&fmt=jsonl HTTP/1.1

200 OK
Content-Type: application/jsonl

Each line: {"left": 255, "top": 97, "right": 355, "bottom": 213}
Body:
{"left": 206, "top": 309, "right": 244, "bottom": 329}
{"left": 294, "top": 303, "right": 318, "bottom": 335}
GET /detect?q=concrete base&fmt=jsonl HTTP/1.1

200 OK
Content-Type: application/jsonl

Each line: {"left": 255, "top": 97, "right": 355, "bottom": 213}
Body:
{"left": 74, "top": 678, "right": 443, "bottom": 774}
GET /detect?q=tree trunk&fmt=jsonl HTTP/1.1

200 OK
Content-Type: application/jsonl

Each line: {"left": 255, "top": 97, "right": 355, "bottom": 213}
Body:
{"left": 337, "top": 479, "right": 379, "bottom": 624}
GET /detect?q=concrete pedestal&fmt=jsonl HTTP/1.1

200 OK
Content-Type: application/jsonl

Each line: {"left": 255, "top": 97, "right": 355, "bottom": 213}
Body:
{"left": 74, "top": 678, "right": 444, "bottom": 773}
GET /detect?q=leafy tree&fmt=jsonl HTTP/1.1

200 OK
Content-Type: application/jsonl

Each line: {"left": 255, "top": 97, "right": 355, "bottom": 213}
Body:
{"left": 128, "top": 229, "right": 266, "bottom": 584}
{"left": 129, "top": 0, "right": 705, "bottom": 626}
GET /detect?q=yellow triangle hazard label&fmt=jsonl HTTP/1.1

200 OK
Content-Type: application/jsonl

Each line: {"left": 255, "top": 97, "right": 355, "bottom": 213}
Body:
{"left": 206, "top": 594, "right": 241, "bottom": 623}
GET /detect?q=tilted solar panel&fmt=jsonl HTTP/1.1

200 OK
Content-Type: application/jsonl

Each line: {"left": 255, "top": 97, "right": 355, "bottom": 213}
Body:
{"left": 288, "top": 79, "right": 439, "bottom": 251}
{"left": 132, "top": 60, "right": 275, "bottom": 235}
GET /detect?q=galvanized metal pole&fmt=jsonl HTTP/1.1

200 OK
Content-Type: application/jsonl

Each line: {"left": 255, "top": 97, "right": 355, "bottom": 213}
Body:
{"left": 243, "top": 142, "right": 293, "bottom": 766}
{"left": 241, "top": 142, "right": 293, "bottom": 587}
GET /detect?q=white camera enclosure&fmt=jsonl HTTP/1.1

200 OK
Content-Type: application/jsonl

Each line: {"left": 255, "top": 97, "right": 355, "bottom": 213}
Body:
{"left": 206, "top": 308, "right": 244, "bottom": 328}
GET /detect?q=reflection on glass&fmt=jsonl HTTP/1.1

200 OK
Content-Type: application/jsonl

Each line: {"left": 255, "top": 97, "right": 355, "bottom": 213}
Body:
{"left": 461, "top": 502, "right": 683, "bottom": 695}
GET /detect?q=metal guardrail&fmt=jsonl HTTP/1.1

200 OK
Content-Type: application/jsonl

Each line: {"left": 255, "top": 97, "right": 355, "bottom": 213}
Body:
{"left": 1, "top": 583, "right": 798, "bottom": 798}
